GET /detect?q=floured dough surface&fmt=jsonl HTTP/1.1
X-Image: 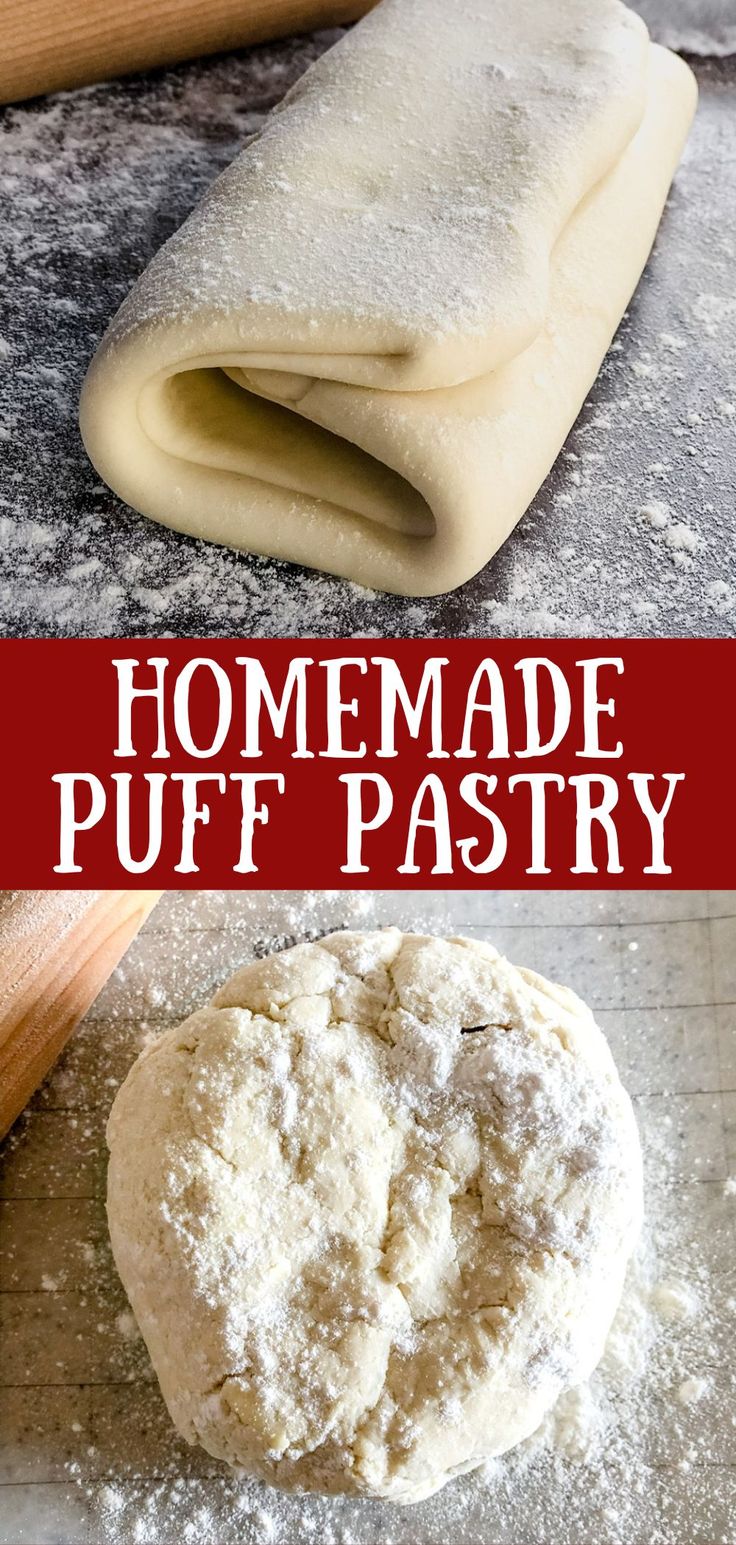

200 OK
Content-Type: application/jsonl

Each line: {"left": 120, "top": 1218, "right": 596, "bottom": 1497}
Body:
{"left": 80, "top": 0, "right": 697, "bottom": 596}
{"left": 106, "top": 931, "right": 642, "bottom": 1504}
{"left": 95, "top": 0, "right": 650, "bottom": 386}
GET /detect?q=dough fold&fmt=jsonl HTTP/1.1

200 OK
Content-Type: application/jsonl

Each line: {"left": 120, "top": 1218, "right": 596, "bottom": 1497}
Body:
{"left": 80, "top": 0, "right": 697, "bottom": 596}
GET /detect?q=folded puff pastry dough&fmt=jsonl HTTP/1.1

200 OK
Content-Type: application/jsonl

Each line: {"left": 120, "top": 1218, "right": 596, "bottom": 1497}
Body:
{"left": 80, "top": 0, "right": 697, "bottom": 597}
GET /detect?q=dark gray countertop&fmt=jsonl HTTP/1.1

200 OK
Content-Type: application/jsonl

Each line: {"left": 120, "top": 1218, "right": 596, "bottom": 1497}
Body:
{"left": 1, "top": 33, "right": 734, "bottom": 639}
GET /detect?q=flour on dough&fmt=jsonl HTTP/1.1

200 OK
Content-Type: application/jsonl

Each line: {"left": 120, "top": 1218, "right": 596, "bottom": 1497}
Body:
{"left": 106, "top": 930, "right": 642, "bottom": 1503}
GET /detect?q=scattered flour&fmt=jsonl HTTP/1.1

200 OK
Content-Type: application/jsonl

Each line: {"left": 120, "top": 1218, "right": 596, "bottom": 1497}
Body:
{"left": 636, "top": 500, "right": 701, "bottom": 565}
{"left": 664, "top": 521, "right": 699, "bottom": 553}
{"left": 639, "top": 500, "right": 671, "bottom": 529}
{"left": 115, "top": 1309, "right": 140, "bottom": 1341}
{"left": 676, "top": 1375, "right": 710, "bottom": 1405}
{"left": 650, "top": 1280, "right": 699, "bottom": 1322}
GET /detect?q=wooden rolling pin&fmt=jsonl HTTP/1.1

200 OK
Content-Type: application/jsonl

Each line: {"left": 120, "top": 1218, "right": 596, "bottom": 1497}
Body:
{"left": 0, "top": 890, "right": 161, "bottom": 1138}
{"left": 0, "top": 0, "right": 375, "bottom": 105}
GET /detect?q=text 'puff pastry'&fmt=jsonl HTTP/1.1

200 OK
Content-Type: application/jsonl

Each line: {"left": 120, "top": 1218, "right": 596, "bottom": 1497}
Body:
{"left": 80, "top": 0, "right": 697, "bottom": 597}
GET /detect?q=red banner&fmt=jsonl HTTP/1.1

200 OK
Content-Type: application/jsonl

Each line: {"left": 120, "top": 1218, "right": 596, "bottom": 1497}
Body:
{"left": 0, "top": 639, "right": 731, "bottom": 888}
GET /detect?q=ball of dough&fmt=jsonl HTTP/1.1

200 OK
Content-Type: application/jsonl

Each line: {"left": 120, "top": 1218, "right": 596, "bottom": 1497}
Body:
{"left": 106, "top": 930, "right": 642, "bottom": 1504}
